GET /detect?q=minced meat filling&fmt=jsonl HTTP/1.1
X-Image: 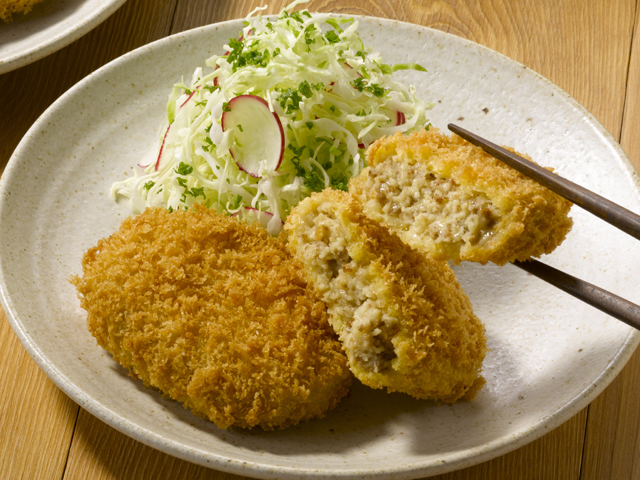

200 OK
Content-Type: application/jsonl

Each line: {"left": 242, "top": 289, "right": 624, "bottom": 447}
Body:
{"left": 362, "top": 161, "right": 500, "bottom": 246}
{"left": 298, "top": 204, "right": 398, "bottom": 373}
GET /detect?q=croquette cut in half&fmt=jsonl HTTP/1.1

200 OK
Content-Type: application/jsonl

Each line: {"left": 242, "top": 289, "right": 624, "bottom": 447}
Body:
{"left": 285, "top": 190, "right": 487, "bottom": 402}
{"left": 0, "top": 0, "right": 44, "bottom": 22}
{"left": 349, "top": 128, "right": 574, "bottom": 265}
{"left": 71, "top": 205, "right": 352, "bottom": 430}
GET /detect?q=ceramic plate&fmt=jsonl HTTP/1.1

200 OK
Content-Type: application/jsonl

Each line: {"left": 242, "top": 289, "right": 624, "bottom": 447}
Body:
{"left": 0, "top": 0, "right": 127, "bottom": 75}
{"left": 1, "top": 15, "right": 640, "bottom": 480}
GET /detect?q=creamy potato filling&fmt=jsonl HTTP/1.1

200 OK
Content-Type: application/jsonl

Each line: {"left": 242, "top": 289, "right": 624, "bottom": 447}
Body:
{"left": 298, "top": 204, "right": 398, "bottom": 373}
{"left": 362, "top": 160, "right": 500, "bottom": 246}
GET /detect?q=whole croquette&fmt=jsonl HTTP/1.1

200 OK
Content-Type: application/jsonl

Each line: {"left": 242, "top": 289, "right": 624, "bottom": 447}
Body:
{"left": 349, "top": 128, "right": 573, "bottom": 265}
{"left": 0, "top": 0, "right": 44, "bottom": 22}
{"left": 285, "top": 190, "right": 486, "bottom": 403}
{"left": 70, "top": 205, "right": 352, "bottom": 430}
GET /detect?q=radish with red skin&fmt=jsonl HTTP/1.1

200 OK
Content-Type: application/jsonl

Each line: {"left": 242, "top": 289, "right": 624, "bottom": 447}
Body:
{"left": 139, "top": 86, "right": 203, "bottom": 169}
{"left": 153, "top": 125, "right": 171, "bottom": 171}
{"left": 112, "top": 9, "right": 429, "bottom": 232}
{"left": 179, "top": 86, "right": 200, "bottom": 108}
{"left": 138, "top": 125, "right": 171, "bottom": 170}
{"left": 221, "top": 95, "right": 284, "bottom": 178}
{"left": 356, "top": 112, "right": 405, "bottom": 150}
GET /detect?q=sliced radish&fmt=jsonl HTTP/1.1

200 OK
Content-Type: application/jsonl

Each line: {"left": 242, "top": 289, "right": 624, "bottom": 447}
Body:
{"left": 232, "top": 207, "right": 282, "bottom": 230}
{"left": 138, "top": 125, "right": 171, "bottom": 169}
{"left": 358, "top": 111, "right": 404, "bottom": 150}
{"left": 221, "top": 95, "right": 284, "bottom": 178}
{"left": 153, "top": 125, "right": 171, "bottom": 171}
{"left": 179, "top": 86, "right": 200, "bottom": 108}
{"left": 142, "top": 86, "right": 205, "bottom": 170}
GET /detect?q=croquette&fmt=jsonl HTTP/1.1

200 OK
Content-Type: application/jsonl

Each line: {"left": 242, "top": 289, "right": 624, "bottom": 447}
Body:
{"left": 285, "top": 190, "right": 486, "bottom": 402}
{"left": 70, "top": 205, "right": 352, "bottom": 430}
{"left": 349, "top": 128, "right": 573, "bottom": 265}
{"left": 0, "top": 0, "right": 44, "bottom": 22}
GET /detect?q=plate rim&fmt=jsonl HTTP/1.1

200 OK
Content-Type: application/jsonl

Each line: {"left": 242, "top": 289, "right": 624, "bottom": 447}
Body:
{"left": 1, "top": 13, "right": 639, "bottom": 479}
{"left": 0, "top": 0, "right": 128, "bottom": 75}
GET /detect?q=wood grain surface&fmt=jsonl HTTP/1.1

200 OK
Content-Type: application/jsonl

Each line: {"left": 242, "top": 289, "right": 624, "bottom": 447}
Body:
{"left": 1, "top": 1, "right": 639, "bottom": 479}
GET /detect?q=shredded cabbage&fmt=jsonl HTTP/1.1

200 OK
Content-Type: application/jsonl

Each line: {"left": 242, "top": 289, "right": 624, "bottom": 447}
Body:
{"left": 112, "top": 1, "right": 431, "bottom": 234}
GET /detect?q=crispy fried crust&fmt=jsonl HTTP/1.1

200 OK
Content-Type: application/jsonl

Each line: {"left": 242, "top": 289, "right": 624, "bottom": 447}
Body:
{"left": 0, "top": 0, "right": 44, "bottom": 22}
{"left": 285, "top": 190, "right": 486, "bottom": 402}
{"left": 71, "top": 206, "right": 352, "bottom": 430}
{"left": 349, "top": 129, "right": 573, "bottom": 265}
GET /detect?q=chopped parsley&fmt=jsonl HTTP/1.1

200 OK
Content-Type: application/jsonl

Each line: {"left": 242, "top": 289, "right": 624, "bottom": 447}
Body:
{"left": 325, "top": 30, "right": 340, "bottom": 44}
{"left": 202, "top": 137, "right": 215, "bottom": 152}
{"left": 226, "top": 37, "right": 245, "bottom": 65}
{"left": 226, "top": 35, "right": 272, "bottom": 72}
{"left": 304, "top": 24, "right": 317, "bottom": 45}
{"left": 277, "top": 81, "right": 323, "bottom": 113}
{"left": 277, "top": 88, "right": 303, "bottom": 114}
{"left": 288, "top": 143, "right": 326, "bottom": 192}
{"left": 175, "top": 162, "right": 193, "bottom": 175}
{"left": 288, "top": 10, "right": 306, "bottom": 23}
{"left": 352, "top": 77, "right": 386, "bottom": 97}
{"left": 203, "top": 84, "right": 220, "bottom": 94}
{"left": 188, "top": 187, "right": 205, "bottom": 198}
{"left": 112, "top": 7, "right": 429, "bottom": 236}
{"left": 231, "top": 194, "right": 243, "bottom": 209}
{"left": 298, "top": 80, "right": 314, "bottom": 98}
{"left": 332, "top": 173, "right": 349, "bottom": 192}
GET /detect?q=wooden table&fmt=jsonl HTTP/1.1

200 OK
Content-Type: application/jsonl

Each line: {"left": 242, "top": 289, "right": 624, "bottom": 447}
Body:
{"left": 2, "top": 1, "right": 640, "bottom": 479}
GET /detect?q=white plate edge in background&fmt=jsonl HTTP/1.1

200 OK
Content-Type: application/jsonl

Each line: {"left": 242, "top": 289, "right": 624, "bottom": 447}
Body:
{"left": 1, "top": 15, "right": 639, "bottom": 479}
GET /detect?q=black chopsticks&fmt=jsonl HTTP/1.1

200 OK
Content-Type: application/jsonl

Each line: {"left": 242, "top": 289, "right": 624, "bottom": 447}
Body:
{"left": 512, "top": 259, "right": 640, "bottom": 330}
{"left": 449, "top": 124, "right": 640, "bottom": 241}
{"left": 448, "top": 123, "right": 640, "bottom": 330}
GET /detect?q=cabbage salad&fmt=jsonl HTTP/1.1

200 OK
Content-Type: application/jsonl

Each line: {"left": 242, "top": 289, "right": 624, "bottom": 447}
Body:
{"left": 112, "top": 0, "right": 431, "bottom": 234}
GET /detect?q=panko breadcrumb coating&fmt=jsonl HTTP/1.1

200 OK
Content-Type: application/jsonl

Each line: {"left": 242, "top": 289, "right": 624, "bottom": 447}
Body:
{"left": 285, "top": 190, "right": 486, "bottom": 402}
{"left": 0, "top": 0, "right": 44, "bottom": 22}
{"left": 71, "top": 206, "right": 352, "bottom": 430}
{"left": 349, "top": 128, "right": 573, "bottom": 265}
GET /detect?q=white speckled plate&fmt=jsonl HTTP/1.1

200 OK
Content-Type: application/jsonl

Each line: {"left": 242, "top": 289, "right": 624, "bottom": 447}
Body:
{"left": 2, "top": 16, "right": 640, "bottom": 480}
{"left": 0, "top": 0, "right": 127, "bottom": 75}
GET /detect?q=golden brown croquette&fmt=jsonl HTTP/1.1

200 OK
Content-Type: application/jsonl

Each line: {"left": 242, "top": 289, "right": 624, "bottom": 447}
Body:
{"left": 285, "top": 189, "right": 486, "bottom": 403}
{"left": 349, "top": 129, "right": 573, "bottom": 265}
{"left": 71, "top": 205, "right": 352, "bottom": 430}
{"left": 0, "top": 0, "right": 44, "bottom": 22}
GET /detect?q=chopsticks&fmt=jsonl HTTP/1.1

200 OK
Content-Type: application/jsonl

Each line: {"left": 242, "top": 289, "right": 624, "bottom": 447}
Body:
{"left": 449, "top": 124, "right": 640, "bottom": 240}
{"left": 511, "top": 259, "right": 640, "bottom": 330}
{"left": 448, "top": 123, "right": 640, "bottom": 331}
